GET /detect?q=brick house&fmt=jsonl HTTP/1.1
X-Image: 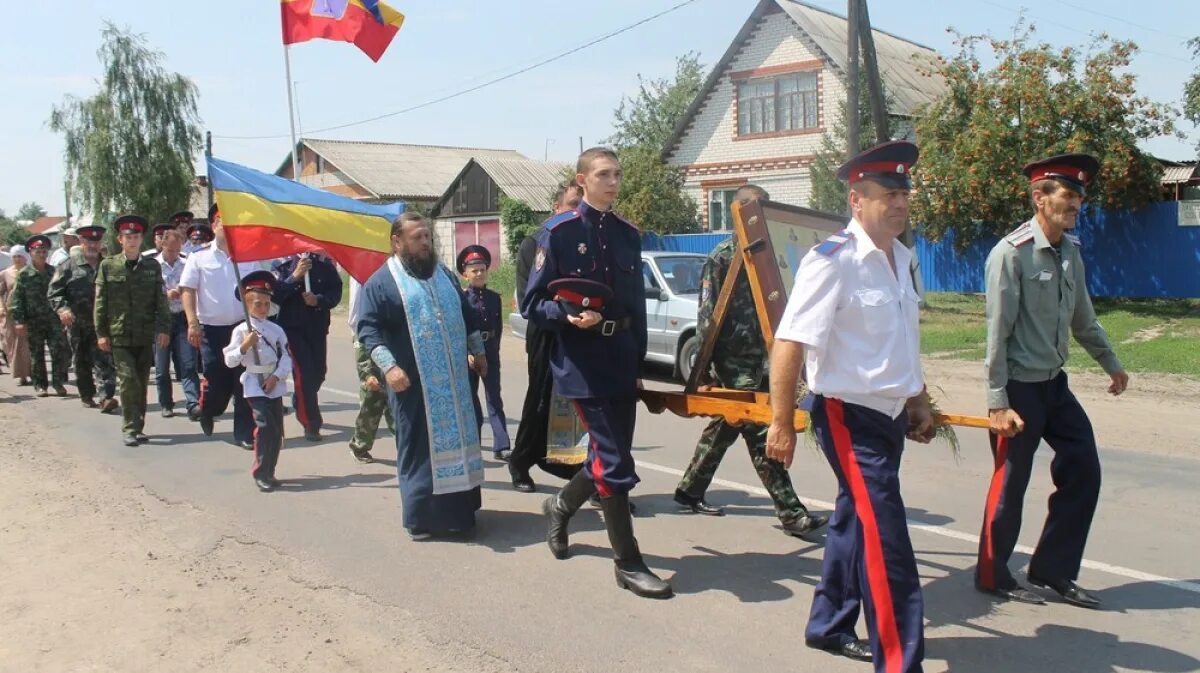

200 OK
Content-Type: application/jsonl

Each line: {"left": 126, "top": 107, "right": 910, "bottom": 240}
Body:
{"left": 663, "top": 0, "right": 946, "bottom": 231}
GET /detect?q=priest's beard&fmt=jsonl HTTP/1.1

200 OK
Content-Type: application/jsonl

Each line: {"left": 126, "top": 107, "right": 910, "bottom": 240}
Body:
{"left": 399, "top": 244, "right": 439, "bottom": 279}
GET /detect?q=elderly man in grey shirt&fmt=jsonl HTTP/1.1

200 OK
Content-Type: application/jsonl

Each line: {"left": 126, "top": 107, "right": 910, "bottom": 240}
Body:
{"left": 975, "top": 153, "right": 1129, "bottom": 610}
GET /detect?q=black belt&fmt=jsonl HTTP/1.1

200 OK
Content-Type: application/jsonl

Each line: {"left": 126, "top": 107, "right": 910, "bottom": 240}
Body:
{"left": 481, "top": 330, "right": 500, "bottom": 341}
{"left": 585, "top": 316, "right": 632, "bottom": 336}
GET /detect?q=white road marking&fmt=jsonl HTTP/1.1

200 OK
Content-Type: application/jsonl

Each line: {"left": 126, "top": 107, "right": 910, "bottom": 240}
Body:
{"left": 319, "top": 384, "right": 1200, "bottom": 596}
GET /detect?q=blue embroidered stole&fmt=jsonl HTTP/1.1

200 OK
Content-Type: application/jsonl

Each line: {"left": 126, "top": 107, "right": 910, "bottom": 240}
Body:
{"left": 387, "top": 257, "right": 483, "bottom": 494}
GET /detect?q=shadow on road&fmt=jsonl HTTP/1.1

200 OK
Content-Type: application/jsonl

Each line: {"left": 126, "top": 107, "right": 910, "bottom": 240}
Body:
{"left": 469, "top": 507, "right": 606, "bottom": 554}
{"left": 276, "top": 472, "right": 394, "bottom": 492}
{"left": 929, "top": 623, "right": 1200, "bottom": 673}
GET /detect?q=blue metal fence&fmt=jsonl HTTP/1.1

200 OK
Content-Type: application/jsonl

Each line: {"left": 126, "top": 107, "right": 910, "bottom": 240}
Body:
{"left": 648, "top": 203, "right": 1200, "bottom": 298}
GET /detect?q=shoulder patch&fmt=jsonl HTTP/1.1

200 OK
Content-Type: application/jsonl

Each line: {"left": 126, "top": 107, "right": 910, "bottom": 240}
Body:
{"left": 543, "top": 210, "right": 580, "bottom": 231}
{"left": 534, "top": 246, "right": 546, "bottom": 272}
{"left": 1063, "top": 232, "right": 1081, "bottom": 247}
{"left": 814, "top": 230, "right": 853, "bottom": 257}
{"left": 1004, "top": 223, "right": 1035, "bottom": 247}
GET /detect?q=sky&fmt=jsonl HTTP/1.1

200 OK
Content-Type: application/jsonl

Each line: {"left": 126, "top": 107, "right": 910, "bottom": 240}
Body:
{"left": 1, "top": 0, "right": 1197, "bottom": 217}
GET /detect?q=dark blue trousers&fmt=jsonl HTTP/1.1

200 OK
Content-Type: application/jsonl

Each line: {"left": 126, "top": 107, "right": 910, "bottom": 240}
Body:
{"left": 469, "top": 341, "right": 510, "bottom": 453}
{"left": 976, "top": 372, "right": 1100, "bottom": 590}
{"left": 199, "top": 323, "right": 253, "bottom": 444}
{"left": 285, "top": 324, "right": 327, "bottom": 433}
{"left": 572, "top": 396, "right": 639, "bottom": 496}
{"left": 248, "top": 396, "right": 284, "bottom": 481}
{"left": 155, "top": 312, "right": 199, "bottom": 412}
{"left": 806, "top": 396, "right": 924, "bottom": 673}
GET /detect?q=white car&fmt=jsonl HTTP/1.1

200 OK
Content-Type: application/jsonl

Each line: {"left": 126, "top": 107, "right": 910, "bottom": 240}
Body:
{"left": 509, "top": 251, "right": 707, "bottom": 381}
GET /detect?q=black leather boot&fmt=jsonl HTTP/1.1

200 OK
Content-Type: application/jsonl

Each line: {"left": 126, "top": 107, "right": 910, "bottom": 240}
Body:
{"left": 597, "top": 493, "right": 673, "bottom": 599}
{"left": 542, "top": 469, "right": 596, "bottom": 559}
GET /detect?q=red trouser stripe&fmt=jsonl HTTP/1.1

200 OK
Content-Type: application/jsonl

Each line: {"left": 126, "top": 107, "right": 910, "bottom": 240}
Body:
{"left": 288, "top": 344, "right": 310, "bottom": 430}
{"left": 827, "top": 399, "right": 903, "bottom": 673}
{"left": 978, "top": 435, "right": 1009, "bottom": 589}
{"left": 572, "top": 401, "right": 610, "bottom": 498}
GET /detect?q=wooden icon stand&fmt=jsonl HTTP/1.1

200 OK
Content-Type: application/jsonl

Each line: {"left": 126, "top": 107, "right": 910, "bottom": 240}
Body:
{"left": 639, "top": 198, "right": 988, "bottom": 431}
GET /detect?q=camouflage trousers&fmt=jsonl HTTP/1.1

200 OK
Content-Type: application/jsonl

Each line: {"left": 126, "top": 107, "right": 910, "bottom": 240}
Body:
{"left": 69, "top": 323, "right": 116, "bottom": 401}
{"left": 349, "top": 342, "right": 395, "bottom": 458}
{"left": 112, "top": 345, "right": 153, "bottom": 435}
{"left": 677, "top": 364, "right": 809, "bottom": 522}
{"left": 27, "top": 321, "right": 68, "bottom": 390}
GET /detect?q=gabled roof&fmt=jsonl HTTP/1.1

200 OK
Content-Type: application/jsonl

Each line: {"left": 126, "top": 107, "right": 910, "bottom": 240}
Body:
{"left": 664, "top": 0, "right": 946, "bottom": 159}
{"left": 26, "top": 216, "right": 68, "bottom": 234}
{"left": 1159, "top": 159, "right": 1199, "bottom": 185}
{"left": 277, "top": 138, "right": 526, "bottom": 200}
{"left": 430, "top": 157, "right": 571, "bottom": 218}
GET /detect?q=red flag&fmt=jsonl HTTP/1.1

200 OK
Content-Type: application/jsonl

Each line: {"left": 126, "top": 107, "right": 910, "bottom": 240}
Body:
{"left": 281, "top": 0, "right": 405, "bottom": 62}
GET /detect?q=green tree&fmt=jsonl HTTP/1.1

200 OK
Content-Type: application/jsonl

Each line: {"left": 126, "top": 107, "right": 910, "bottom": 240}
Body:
{"left": 15, "top": 202, "right": 47, "bottom": 222}
{"left": 912, "top": 22, "right": 1176, "bottom": 247}
{"left": 1185, "top": 37, "right": 1200, "bottom": 156}
{"left": 49, "top": 23, "right": 201, "bottom": 235}
{"left": 0, "top": 209, "right": 27, "bottom": 246}
{"left": 607, "top": 52, "right": 703, "bottom": 234}
{"left": 500, "top": 194, "right": 539, "bottom": 259}
{"left": 809, "top": 69, "right": 895, "bottom": 215}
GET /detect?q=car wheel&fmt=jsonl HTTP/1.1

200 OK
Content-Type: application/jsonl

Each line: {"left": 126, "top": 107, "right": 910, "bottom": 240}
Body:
{"left": 677, "top": 333, "right": 700, "bottom": 382}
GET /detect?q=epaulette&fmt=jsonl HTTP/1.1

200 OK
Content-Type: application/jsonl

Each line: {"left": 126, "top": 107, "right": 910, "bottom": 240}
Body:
{"left": 1004, "top": 223, "right": 1035, "bottom": 247}
{"left": 814, "top": 230, "right": 853, "bottom": 256}
{"left": 1063, "top": 232, "right": 1081, "bottom": 247}
{"left": 543, "top": 209, "right": 580, "bottom": 231}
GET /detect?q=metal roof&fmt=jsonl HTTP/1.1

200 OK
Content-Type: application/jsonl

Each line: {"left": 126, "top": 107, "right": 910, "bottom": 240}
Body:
{"left": 777, "top": 0, "right": 946, "bottom": 116}
{"left": 282, "top": 138, "right": 526, "bottom": 200}
{"left": 430, "top": 157, "right": 571, "bottom": 217}
{"left": 664, "top": 0, "right": 947, "bottom": 160}
{"left": 1161, "top": 162, "right": 1199, "bottom": 184}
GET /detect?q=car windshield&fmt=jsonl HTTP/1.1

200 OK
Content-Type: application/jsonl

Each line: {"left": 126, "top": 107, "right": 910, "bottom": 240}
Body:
{"left": 655, "top": 256, "right": 705, "bottom": 295}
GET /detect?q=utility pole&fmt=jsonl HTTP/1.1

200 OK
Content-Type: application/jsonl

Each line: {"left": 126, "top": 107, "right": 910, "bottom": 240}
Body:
{"left": 846, "top": 0, "right": 861, "bottom": 157}
{"left": 205, "top": 131, "right": 214, "bottom": 213}
{"left": 858, "top": 0, "right": 889, "bottom": 144}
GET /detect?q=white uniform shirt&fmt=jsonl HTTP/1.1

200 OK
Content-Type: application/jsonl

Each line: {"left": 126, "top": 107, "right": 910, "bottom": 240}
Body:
{"left": 48, "top": 247, "right": 70, "bottom": 268}
{"left": 179, "top": 245, "right": 264, "bottom": 326}
{"left": 155, "top": 251, "right": 187, "bottom": 314}
{"left": 346, "top": 277, "right": 363, "bottom": 332}
{"left": 222, "top": 316, "right": 291, "bottom": 399}
{"left": 776, "top": 218, "right": 923, "bottom": 418}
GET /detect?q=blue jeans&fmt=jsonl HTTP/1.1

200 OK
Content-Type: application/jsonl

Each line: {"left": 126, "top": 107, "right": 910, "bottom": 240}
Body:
{"left": 155, "top": 312, "right": 199, "bottom": 412}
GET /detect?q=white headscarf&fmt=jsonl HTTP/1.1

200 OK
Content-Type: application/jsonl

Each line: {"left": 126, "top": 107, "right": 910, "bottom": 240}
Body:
{"left": 9, "top": 245, "right": 29, "bottom": 262}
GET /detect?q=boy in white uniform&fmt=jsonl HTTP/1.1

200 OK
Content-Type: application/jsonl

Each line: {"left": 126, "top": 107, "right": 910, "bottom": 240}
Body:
{"left": 223, "top": 270, "right": 292, "bottom": 492}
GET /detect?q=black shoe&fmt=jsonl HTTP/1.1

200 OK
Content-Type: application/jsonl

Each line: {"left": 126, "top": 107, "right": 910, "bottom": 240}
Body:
{"left": 978, "top": 584, "right": 1045, "bottom": 605}
{"left": 18, "top": 378, "right": 32, "bottom": 386}
{"left": 408, "top": 528, "right": 433, "bottom": 541}
{"left": 673, "top": 489, "right": 724, "bottom": 516}
{"left": 53, "top": 385, "right": 68, "bottom": 397}
{"left": 161, "top": 407, "right": 174, "bottom": 418}
{"left": 81, "top": 397, "right": 98, "bottom": 409}
{"left": 543, "top": 470, "right": 597, "bottom": 560}
{"left": 509, "top": 463, "right": 535, "bottom": 493}
{"left": 354, "top": 452, "right": 375, "bottom": 464}
{"left": 780, "top": 513, "right": 828, "bottom": 539}
{"left": 808, "top": 639, "right": 873, "bottom": 662}
{"left": 122, "top": 433, "right": 139, "bottom": 447}
{"left": 187, "top": 406, "right": 201, "bottom": 422}
{"left": 493, "top": 448, "right": 512, "bottom": 462}
{"left": 35, "top": 387, "right": 48, "bottom": 397}
{"left": 200, "top": 414, "right": 214, "bottom": 436}
{"left": 304, "top": 430, "right": 322, "bottom": 442}
{"left": 99, "top": 398, "right": 119, "bottom": 414}
{"left": 268, "top": 477, "right": 282, "bottom": 488}
{"left": 238, "top": 440, "right": 254, "bottom": 451}
{"left": 1028, "top": 573, "right": 1101, "bottom": 609}
{"left": 135, "top": 433, "right": 149, "bottom": 443}
{"left": 597, "top": 493, "right": 673, "bottom": 599}
{"left": 255, "top": 477, "right": 275, "bottom": 492}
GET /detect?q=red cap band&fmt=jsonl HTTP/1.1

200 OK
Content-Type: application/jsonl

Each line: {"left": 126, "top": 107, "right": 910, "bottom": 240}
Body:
{"left": 554, "top": 289, "right": 605, "bottom": 309}
{"left": 463, "top": 252, "right": 486, "bottom": 265}
{"left": 1029, "top": 164, "right": 1089, "bottom": 184}
{"left": 849, "top": 160, "right": 910, "bottom": 184}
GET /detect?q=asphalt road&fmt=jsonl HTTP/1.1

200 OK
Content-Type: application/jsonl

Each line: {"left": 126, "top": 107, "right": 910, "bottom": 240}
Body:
{"left": 13, "top": 326, "right": 1200, "bottom": 673}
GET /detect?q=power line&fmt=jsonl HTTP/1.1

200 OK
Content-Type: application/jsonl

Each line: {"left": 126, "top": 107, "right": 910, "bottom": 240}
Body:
{"left": 214, "top": 0, "right": 702, "bottom": 141}
{"left": 1052, "top": 0, "right": 1191, "bottom": 42}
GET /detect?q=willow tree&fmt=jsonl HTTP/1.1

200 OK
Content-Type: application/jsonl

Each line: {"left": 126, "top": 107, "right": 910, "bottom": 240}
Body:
{"left": 49, "top": 23, "right": 201, "bottom": 229}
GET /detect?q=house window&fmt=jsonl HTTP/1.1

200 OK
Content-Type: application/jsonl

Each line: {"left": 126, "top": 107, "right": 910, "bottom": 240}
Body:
{"left": 708, "top": 188, "right": 739, "bottom": 231}
{"left": 737, "top": 71, "right": 818, "bottom": 136}
{"left": 316, "top": 155, "right": 325, "bottom": 174}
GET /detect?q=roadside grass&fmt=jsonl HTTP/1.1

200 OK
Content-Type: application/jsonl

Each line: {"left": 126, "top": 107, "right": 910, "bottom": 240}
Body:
{"left": 920, "top": 293, "right": 1200, "bottom": 378}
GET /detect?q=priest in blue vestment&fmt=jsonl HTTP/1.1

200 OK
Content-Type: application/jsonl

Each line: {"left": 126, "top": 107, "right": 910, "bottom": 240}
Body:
{"left": 357, "top": 211, "right": 488, "bottom": 539}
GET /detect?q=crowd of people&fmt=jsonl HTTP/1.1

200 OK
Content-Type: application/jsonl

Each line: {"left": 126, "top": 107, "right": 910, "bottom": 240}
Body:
{"left": 0, "top": 142, "right": 1131, "bottom": 673}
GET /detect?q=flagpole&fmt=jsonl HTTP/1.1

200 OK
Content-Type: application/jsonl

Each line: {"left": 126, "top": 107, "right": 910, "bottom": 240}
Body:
{"left": 283, "top": 44, "right": 302, "bottom": 181}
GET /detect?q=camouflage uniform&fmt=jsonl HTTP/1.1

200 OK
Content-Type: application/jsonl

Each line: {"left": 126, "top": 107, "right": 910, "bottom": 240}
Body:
{"left": 95, "top": 255, "right": 171, "bottom": 436}
{"left": 48, "top": 253, "right": 116, "bottom": 403}
{"left": 677, "top": 236, "right": 812, "bottom": 523}
{"left": 348, "top": 339, "right": 395, "bottom": 458}
{"left": 9, "top": 264, "right": 68, "bottom": 392}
